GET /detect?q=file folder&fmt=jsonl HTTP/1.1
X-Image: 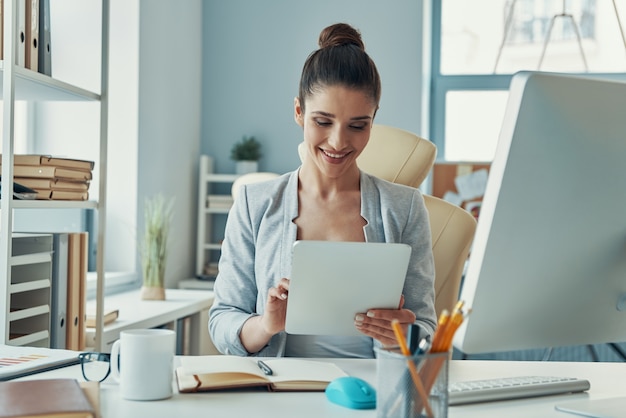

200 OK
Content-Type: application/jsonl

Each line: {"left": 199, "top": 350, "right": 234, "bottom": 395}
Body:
{"left": 25, "top": 0, "right": 38, "bottom": 71}
{"left": 66, "top": 233, "right": 81, "bottom": 350}
{"left": 38, "top": 0, "right": 52, "bottom": 76}
{"left": 17, "top": 0, "right": 26, "bottom": 67}
{"left": 50, "top": 233, "right": 69, "bottom": 349}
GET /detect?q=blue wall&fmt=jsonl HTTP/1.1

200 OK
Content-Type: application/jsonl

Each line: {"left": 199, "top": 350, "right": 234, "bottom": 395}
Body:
{"left": 202, "top": 0, "right": 430, "bottom": 175}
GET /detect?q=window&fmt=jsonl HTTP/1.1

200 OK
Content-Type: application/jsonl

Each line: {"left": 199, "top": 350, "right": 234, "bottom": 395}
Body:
{"left": 431, "top": 0, "right": 626, "bottom": 161}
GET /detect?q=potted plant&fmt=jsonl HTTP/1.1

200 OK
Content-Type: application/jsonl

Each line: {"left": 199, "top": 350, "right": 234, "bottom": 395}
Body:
{"left": 231, "top": 136, "right": 262, "bottom": 174}
{"left": 140, "top": 194, "right": 174, "bottom": 300}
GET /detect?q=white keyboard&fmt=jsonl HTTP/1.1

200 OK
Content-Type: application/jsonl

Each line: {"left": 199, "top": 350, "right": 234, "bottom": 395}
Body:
{"left": 448, "top": 375, "right": 591, "bottom": 405}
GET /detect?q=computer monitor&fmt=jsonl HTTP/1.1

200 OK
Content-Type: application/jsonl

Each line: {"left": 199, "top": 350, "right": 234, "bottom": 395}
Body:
{"left": 453, "top": 71, "right": 626, "bottom": 355}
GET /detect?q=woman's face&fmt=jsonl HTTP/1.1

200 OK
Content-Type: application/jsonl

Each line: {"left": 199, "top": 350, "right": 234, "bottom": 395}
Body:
{"left": 295, "top": 85, "right": 377, "bottom": 179}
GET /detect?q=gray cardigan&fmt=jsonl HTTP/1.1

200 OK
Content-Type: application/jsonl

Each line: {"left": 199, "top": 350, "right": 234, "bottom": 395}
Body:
{"left": 208, "top": 169, "right": 437, "bottom": 357}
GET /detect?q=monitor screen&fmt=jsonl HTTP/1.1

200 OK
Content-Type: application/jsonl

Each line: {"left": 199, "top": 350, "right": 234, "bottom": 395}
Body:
{"left": 453, "top": 71, "right": 626, "bottom": 354}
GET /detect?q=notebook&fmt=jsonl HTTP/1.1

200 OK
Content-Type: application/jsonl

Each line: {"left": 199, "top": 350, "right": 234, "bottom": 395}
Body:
{"left": 285, "top": 240, "right": 411, "bottom": 336}
{"left": 176, "top": 355, "right": 347, "bottom": 392}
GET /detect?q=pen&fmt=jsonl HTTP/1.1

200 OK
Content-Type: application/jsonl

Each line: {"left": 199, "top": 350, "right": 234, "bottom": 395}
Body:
{"left": 406, "top": 324, "right": 422, "bottom": 354}
{"left": 257, "top": 360, "right": 273, "bottom": 376}
{"left": 391, "top": 319, "right": 434, "bottom": 418}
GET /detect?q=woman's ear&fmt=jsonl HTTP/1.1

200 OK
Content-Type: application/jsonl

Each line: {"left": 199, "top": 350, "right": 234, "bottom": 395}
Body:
{"left": 294, "top": 97, "right": 304, "bottom": 127}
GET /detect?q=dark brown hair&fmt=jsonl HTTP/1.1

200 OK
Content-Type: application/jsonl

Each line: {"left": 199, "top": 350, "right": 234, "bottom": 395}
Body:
{"left": 298, "top": 23, "right": 381, "bottom": 112}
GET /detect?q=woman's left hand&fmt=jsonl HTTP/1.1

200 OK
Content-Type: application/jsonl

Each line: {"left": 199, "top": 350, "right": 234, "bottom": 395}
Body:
{"left": 354, "top": 295, "right": 416, "bottom": 346}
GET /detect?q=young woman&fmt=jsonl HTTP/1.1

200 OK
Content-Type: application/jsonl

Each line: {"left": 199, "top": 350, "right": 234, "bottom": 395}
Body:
{"left": 209, "top": 23, "right": 436, "bottom": 358}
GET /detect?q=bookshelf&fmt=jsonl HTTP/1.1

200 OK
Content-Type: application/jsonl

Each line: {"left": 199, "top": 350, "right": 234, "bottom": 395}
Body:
{"left": 195, "top": 155, "right": 239, "bottom": 279}
{"left": 0, "top": 0, "right": 109, "bottom": 350}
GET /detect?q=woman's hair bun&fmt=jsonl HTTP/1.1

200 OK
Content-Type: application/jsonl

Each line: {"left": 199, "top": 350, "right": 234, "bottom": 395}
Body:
{"left": 318, "top": 23, "right": 365, "bottom": 51}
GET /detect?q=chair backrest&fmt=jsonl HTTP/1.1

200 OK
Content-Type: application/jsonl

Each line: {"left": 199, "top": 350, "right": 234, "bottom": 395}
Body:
{"left": 423, "top": 194, "right": 476, "bottom": 315}
{"left": 231, "top": 172, "right": 281, "bottom": 200}
{"left": 358, "top": 124, "right": 437, "bottom": 188}
{"left": 297, "top": 124, "right": 437, "bottom": 189}
{"left": 358, "top": 125, "right": 476, "bottom": 314}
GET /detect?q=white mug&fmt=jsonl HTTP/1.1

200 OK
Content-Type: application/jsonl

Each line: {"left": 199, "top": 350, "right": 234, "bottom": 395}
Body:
{"left": 110, "top": 328, "right": 176, "bottom": 400}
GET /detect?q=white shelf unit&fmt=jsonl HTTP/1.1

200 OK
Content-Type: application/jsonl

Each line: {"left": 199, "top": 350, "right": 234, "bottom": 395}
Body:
{"left": 196, "top": 155, "right": 239, "bottom": 278}
{"left": 0, "top": 0, "right": 109, "bottom": 350}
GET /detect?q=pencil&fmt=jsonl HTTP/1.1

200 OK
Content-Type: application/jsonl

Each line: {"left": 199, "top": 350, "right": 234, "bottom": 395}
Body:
{"left": 430, "top": 309, "right": 450, "bottom": 352}
{"left": 391, "top": 319, "right": 434, "bottom": 418}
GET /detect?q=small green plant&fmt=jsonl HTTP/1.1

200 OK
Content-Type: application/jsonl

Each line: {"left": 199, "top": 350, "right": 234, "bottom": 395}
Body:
{"left": 230, "top": 136, "right": 262, "bottom": 161}
{"left": 140, "top": 194, "right": 174, "bottom": 290}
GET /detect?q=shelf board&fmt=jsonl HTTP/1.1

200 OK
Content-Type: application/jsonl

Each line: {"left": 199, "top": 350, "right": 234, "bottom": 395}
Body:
{"left": 0, "top": 62, "right": 100, "bottom": 101}
{"left": 9, "top": 279, "right": 51, "bottom": 294}
{"left": 8, "top": 304, "right": 50, "bottom": 322}
{"left": 2, "top": 199, "right": 99, "bottom": 209}
{"left": 8, "top": 330, "right": 49, "bottom": 346}
{"left": 10, "top": 252, "right": 52, "bottom": 267}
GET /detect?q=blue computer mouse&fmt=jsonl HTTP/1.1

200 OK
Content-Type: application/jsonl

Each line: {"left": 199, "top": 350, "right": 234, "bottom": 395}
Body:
{"left": 325, "top": 376, "right": 377, "bottom": 410}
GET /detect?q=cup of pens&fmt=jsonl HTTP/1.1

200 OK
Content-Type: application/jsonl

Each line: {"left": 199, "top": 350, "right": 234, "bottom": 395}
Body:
{"left": 375, "top": 347, "right": 449, "bottom": 418}
{"left": 377, "top": 301, "right": 468, "bottom": 418}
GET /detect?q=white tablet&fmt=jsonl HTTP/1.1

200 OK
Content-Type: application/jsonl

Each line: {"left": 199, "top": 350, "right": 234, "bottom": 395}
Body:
{"left": 285, "top": 240, "right": 411, "bottom": 336}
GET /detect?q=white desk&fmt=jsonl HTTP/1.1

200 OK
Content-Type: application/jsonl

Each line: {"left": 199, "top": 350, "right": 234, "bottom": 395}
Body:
{"left": 85, "top": 289, "right": 214, "bottom": 353}
{"left": 19, "top": 359, "right": 626, "bottom": 417}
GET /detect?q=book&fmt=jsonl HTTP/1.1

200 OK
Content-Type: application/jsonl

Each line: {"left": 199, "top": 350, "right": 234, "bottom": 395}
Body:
{"left": 0, "top": 378, "right": 96, "bottom": 418}
{"left": 16, "top": 177, "right": 90, "bottom": 192}
{"left": 85, "top": 308, "right": 119, "bottom": 328}
{"left": 175, "top": 355, "right": 347, "bottom": 392}
{"left": 11, "top": 165, "right": 92, "bottom": 181}
{"left": 34, "top": 189, "right": 89, "bottom": 201}
{"left": 206, "top": 194, "right": 234, "bottom": 209}
{"left": 6, "top": 154, "right": 95, "bottom": 172}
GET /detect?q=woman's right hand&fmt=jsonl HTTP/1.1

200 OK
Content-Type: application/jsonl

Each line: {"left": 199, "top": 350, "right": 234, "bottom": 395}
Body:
{"left": 240, "top": 278, "right": 290, "bottom": 354}
{"left": 260, "top": 278, "right": 290, "bottom": 335}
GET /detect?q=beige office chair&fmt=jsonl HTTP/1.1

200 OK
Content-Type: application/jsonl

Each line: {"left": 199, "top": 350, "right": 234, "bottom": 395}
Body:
{"left": 422, "top": 194, "right": 476, "bottom": 315}
{"left": 359, "top": 125, "right": 476, "bottom": 315}
{"left": 231, "top": 172, "right": 281, "bottom": 200}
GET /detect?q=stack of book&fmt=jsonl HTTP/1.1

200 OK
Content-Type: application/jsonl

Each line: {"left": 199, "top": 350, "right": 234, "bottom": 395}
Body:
{"left": 206, "top": 194, "right": 234, "bottom": 210}
{"left": 1, "top": 155, "right": 94, "bottom": 201}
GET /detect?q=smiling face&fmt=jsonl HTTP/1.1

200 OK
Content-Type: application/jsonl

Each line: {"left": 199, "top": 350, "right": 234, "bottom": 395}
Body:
{"left": 295, "top": 85, "right": 377, "bottom": 180}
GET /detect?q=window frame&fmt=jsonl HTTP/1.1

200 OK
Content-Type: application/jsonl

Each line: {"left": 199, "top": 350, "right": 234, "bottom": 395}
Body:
{"left": 429, "top": 1, "right": 626, "bottom": 161}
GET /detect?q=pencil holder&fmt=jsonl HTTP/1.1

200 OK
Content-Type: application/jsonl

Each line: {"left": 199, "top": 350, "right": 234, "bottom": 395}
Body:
{"left": 375, "top": 347, "right": 449, "bottom": 418}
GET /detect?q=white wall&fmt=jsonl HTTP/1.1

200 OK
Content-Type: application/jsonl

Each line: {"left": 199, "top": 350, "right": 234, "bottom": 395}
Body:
{"left": 137, "top": 0, "right": 202, "bottom": 287}
{"left": 29, "top": 0, "right": 201, "bottom": 288}
{"left": 202, "top": 0, "right": 431, "bottom": 175}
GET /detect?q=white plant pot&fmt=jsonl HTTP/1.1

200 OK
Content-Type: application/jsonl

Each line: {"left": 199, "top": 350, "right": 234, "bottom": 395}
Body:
{"left": 236, "top": 160, "right": 258, "bottom": 174}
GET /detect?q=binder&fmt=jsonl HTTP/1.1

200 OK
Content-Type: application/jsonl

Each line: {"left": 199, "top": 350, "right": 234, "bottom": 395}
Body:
{"left": 25, "top": 0, "right": 38, "bottom": 71}
{"left": 77, "top": 232, "right": 88, "bottom": 351}
{"left": 16, "top": 0, "right": 26, "bottom": 67}
{"left": 38, "top": 0, "right": 51, "bottom": 76}
{"left": 66, "top": 233, "right": 81, "bottom": 350}
{"left": 0, "top": 0, "right": 4, "bottom": 60}
{"left": 50, "top": 233, "right": 69, "bottom": 349}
